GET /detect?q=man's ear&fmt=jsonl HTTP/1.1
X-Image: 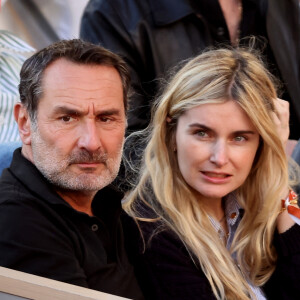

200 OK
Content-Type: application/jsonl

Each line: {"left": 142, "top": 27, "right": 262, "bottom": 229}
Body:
{"left": 14, "top": 103, "right": 32, "bottom": 145}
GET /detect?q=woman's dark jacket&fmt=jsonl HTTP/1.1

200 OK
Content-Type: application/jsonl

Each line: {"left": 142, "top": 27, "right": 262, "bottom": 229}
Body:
{"left": 122, "top": 212, "right": 300, "bottom": 300}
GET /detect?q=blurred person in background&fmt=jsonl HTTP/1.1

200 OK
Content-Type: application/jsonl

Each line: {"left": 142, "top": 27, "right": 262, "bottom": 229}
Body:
{"left": 80, "top": 0, "right": 300, "bottom": 140}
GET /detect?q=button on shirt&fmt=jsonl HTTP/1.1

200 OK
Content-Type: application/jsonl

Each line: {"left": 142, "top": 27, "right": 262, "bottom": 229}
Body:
{"left": 209, "top": 194, "right": 266, "bottom": 300}
{"left": 91, "top": 224, "right": 99, "bottom": 231}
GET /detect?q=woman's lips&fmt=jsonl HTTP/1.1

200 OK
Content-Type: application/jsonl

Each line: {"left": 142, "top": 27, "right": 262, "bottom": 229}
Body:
{"left": 202, "top": 172, "right": 229, "bottom": 178}
{"left": 201, "top": 171, "right": 232, "bottom": 183}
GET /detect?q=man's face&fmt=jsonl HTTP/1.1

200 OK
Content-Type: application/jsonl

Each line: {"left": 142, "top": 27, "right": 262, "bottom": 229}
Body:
{"left": 28, "top": 58, "right": 126, "bottom": 193}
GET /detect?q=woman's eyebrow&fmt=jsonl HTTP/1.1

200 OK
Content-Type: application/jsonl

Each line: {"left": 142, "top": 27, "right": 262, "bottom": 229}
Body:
{"left": 188, "top": 123, "right": 256, "bottom": 135}
{"left": 188, "top": 123, "right": 211, "bottom": 130}
{"left": 232, "top": 130, "right": 256, "bottom": 135}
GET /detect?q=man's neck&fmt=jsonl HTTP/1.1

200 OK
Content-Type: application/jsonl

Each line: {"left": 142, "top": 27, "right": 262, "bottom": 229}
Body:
{"left": 56, "top": 190, "right": 97, "bottom": 216}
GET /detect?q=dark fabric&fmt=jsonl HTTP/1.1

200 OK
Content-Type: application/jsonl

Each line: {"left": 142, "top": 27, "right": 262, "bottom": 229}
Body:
{"left": 122, "top": 213, "right": 215, "bottom": 299}
{"left": 0, "top": 148, "right": 144, "bottom": 300}
{"left": 122, "top": 212, "right": 300, "bottom": 300}
{"left": 80, "top": 0, "right": 300, "bottom": 139}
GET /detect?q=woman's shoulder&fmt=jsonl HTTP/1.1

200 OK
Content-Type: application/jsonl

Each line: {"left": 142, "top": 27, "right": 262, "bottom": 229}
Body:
{"left": 121, "top": 208, "right": 188, "bottom": 257}
{"left": 121, "top": 211, "right": 214, "bottom": 300}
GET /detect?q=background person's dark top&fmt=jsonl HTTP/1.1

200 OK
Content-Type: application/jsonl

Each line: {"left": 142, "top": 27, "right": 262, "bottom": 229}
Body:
{"left": 80, "top": 0, "right": 300, "bottom": 139}
{"left": 122, "top": 210, "right": 300, "bottom": 300}
{"left": 0, "top": 148, "right": 144, "bottom": 300}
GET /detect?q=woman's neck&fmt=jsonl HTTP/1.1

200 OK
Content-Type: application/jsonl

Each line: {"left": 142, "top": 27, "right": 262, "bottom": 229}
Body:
{"left": 197, "top": 194, "right": 225, "bottom": 222}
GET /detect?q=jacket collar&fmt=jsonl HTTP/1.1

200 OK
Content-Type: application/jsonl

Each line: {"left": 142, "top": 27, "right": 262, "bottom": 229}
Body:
{"left": 148, "top": 0, "right": 260, "bottom": 26}
{"left": 147, "top": 0, "right": 194, "bottom": 26}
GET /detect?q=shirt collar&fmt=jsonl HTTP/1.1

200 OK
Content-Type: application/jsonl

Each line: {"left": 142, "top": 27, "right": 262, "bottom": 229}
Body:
{"left": 208, "top": 193, "right": 242, "bottom": 234}
{"left": 225, "top": 193, "right": 241, "bottom": 226}
{"left": 9, "top": 148, "right": 123, "bottom": 214}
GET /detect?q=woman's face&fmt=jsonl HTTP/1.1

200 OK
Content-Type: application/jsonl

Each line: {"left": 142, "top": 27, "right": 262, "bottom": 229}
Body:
{"left": 175, "top": 100, "right": 260, "bottom": 203}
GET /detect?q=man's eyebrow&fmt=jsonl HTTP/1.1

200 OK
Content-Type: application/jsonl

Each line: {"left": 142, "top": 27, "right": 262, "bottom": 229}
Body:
{"left": 96, "top": 109, "right": 122, "bottom": 115}
{"left": 188, "top": 123, "right": 256, "bottom": 135}
{"left": 52, "top": 106, "right": 122, "bottom": 116}
{"left": 52, "top": 106, "right": 81, "bottom": 116}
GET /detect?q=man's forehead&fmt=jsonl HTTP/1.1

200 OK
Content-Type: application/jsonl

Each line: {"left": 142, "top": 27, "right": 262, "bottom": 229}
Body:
{"left": 40, "top": 60, "right": 123, "bottom": 96}
{"left": 41, "top": 58, "right": 122, "bottom": 86}
{"left": 35, "top": 58, "right": 125, "bottom": 115}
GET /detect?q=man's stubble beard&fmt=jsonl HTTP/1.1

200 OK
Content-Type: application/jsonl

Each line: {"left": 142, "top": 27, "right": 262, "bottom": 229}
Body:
{"left": 30, "top": 125, "right": 123, "bottom": 192}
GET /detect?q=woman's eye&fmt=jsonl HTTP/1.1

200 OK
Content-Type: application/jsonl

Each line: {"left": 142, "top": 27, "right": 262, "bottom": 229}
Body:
{"left": 234, "top": 136, "right": 246, "bottom": 142}
{"left": 196, "top": 131, "right": 207, "bottom": 137}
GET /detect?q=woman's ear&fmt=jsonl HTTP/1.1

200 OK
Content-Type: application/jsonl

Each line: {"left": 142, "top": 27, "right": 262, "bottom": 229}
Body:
{"left": 14, "top": 103, "right": 32, "bottom": 145}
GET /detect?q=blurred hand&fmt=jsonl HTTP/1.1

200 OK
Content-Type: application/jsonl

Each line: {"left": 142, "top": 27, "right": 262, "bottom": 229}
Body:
{"left": 272, "top": 98, "right": 290, "bottom": 147}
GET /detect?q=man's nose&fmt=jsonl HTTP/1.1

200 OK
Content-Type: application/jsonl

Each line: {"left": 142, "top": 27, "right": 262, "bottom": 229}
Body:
{"left": 77, "top": 121, "right": 102, "bottom": 152}
{"left": 209, "top": 140, "right": 229, "bottom": 167}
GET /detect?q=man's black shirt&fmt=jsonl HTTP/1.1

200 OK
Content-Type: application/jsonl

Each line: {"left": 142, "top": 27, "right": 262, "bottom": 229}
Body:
{"left": 0, "top": 148, "right": 143, "bottom": 299}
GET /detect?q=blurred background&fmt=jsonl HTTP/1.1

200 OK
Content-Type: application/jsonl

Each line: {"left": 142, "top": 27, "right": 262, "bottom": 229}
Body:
{"left": 0, "top": 0, "right": 89, "bottom": 50}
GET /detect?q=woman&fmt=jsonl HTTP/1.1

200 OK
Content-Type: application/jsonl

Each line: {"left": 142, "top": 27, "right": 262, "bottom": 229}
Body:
{"left": 122, "top": 48, "right": 300, "bottom": 300}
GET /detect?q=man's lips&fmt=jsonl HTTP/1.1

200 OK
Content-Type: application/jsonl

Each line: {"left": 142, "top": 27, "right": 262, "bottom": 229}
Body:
{"left": 73, "top": 161, "right": 104, "bottom": 168}
{"left": 75, "top": 161, "right": 103, "bottom": 164}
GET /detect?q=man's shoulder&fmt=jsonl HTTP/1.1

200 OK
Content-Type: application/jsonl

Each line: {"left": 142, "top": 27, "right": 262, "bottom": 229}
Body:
{"left": 0, "top": 170, "right": 74, "bottom": 244}
{"left": 0, "top": 148, "right": 67, "bottom": 207}
{"left": 0, "top": 166, "right": 65, "bottom": 228}
{"left": 0, "top": 168, "right": 33, "bottom": 204}
{"left": 0, "top": 172, "right": 53, "bottom": 222}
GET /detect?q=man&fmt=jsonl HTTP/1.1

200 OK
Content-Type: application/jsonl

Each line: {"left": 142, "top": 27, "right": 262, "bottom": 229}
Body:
{"left": 0, "top": 39, "right": 143, "bottom": 300}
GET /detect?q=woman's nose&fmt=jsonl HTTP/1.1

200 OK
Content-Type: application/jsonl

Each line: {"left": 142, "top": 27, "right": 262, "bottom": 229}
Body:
{"left": 209, "top": 140, "right": 229, "bottom": 167}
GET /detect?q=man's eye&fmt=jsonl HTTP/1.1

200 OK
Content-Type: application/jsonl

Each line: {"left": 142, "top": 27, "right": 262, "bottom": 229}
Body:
{"left": 99, "top": 116, "right": 112, "bottom": 123}
{"left": 61, "top": 116, "right": 73, "bottom": 122}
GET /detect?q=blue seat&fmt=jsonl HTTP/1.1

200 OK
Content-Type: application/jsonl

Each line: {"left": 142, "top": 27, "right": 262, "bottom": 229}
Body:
{"left": 0, "top": 142, "right": 21, "bottom": 175}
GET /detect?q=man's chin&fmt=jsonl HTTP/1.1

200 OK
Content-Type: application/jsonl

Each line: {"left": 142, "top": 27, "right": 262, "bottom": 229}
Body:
{"left": 69, "top": 164, "right": 106, "bottom": 174}
{"left": 45, "top": 171, "right": 115, "bottom": 191}
{"left": 53, "top": 179, "right": 110, "bottom": 193}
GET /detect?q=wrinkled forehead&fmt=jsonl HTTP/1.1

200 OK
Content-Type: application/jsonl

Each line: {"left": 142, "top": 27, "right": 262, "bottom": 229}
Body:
{"left": 38, "top": 59, "right": 124, "bottom": 107}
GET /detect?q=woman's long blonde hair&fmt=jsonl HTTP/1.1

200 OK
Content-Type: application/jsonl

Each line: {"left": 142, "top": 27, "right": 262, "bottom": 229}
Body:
{"left": 123, "top": 48, "right": 290, "bottom": 299}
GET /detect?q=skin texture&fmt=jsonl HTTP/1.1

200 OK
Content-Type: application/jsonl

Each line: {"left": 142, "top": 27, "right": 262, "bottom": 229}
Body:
{"left": 175, "top": 100, "right": 260, "bottom": 221}
{"left": 14, "top": 59, "right": 126, "bottom": 215}
{"left": 218, "top": 0, "right": 242, "bottom": 45}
